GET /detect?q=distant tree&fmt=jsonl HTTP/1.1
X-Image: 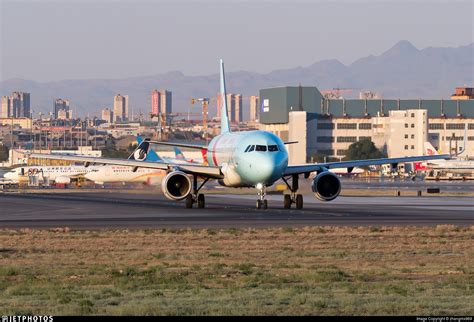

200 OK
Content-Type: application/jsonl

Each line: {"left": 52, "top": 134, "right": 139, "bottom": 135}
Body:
{"left": 344, "top": 139, "right": 386, "bottom": 161}
{"left": 100, "top": 148, "right": 130, "bottom": 159}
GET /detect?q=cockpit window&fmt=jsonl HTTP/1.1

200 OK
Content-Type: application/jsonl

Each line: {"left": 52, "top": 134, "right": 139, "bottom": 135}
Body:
{"left": 244, "top": 145, "right": 251, "bottom": 152}
{"left": 256, "top": 145, "right": 267, "bottom": 152}
{"left": 268, "top": 145, "right": 279, "bottom": 152}
{"left": 248, "top": 145, "right": 255, "bottom": 152}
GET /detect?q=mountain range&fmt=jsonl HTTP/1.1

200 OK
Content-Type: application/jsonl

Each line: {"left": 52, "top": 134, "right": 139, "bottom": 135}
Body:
{"left": 1, "top": 40, "right": 472, "bottom": 119}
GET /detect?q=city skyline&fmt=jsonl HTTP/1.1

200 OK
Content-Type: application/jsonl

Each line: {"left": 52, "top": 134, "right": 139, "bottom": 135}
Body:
{"left": 1, "top": 0, "right": 472, "bottom": 82}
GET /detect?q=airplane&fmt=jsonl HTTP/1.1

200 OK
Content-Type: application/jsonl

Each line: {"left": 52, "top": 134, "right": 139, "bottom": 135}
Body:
{"left": 4, "top": 138, "right": 164, "bottom": 185}
{"left": 84, "top": 139, "right": 203, "bottom": 184}
{"left": 422, "top": 141, "right": 474, "bottom": 173}
{"left": 3, "top": 164, "right": 95, "bottom": 185}
{"left": 172, "top": 146, "right": 204, "bottom": 164}
{"left": 30, "top": 59, "right": 452, "bottom": 209}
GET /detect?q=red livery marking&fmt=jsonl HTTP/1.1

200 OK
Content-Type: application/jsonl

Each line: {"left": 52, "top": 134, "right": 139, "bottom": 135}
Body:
{"left": 212, "top": 136, "right": 223, "bottom": 166}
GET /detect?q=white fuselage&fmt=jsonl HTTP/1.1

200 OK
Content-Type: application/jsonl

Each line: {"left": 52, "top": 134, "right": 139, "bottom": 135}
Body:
{"left": 206, "top": 130, "right": 289, "bottom": 187}
{"left": 84, "top": 166, "right": 165, "bottom": 184}
{"left": 424, "top": 159, "right": 474, "bottom": 174}
{"left": 3, "top": 165, "right": 95, "bottom": 183}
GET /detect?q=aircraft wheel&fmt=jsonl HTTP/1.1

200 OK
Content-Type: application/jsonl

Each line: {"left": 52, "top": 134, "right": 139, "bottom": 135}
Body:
{"left": 283, "top": 194, "right": 291, "bottom": 209}
{"left": 185, "top": 195, "right": 194, "bottom": 209}
{"left": 263, "top": 200, "right": 268, "bottom": 209}
{"left": 256, "top": 200, "right": 261, "bottom": 209}
{"left": 197, "top": 194, "right": 205, "bottom": 208}
{"left": 296, "top": 194, "right": 303, "bottom": 209}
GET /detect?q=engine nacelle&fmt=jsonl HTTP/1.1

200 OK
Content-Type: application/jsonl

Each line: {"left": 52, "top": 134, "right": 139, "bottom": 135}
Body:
{"left": 161, "top": 171, "right": 192, "bottom": 201}
{"left": 312, "top": 171, "right": 341, "bottom": 201}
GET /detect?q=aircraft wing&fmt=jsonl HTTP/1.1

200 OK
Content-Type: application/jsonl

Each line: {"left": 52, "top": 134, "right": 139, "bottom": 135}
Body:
{"left": 283, "top": 154, "right": 451, "bottom": 176}
{"left": 29, "top": 153, "right": 223, "bottom": 178}
{"left": 149, "top": 141, "right": 208, "bottom": 150}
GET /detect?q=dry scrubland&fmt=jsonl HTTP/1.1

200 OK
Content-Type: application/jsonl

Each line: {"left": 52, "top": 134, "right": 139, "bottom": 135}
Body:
{"left": 0, "top": 226, "right": 473, "bottom": 315}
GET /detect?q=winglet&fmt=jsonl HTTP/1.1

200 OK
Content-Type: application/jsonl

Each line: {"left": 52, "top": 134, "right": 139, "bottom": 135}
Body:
{"left": 220, "top": 59, "right": 231, "bottom": 133}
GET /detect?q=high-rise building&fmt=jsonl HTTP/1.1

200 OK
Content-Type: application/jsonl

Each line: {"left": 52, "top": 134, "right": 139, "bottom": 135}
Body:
{"left": 10, "top": 92, "right": 21, "bottom": 118}
{"left": 249, "top": 95, "right": 259, "bottom": 122}
{"left": 114, "top": 94, "right": 129, "bottom": 122}
{"left": 151, "top": 89, "right": 160, "bottom": 117}
{"left": 226, "top": 94, "right": 235, "bottom": 122}
{"left": 234, "top": 94, "right": 243, "bottom": 123}
{"left": 20, "top": 92, "right": 30, "bottom": 117}
{"left": 159, "top": 90, "right": 172, "bottom": 115}
{"left": 1, "top": 96, "right": 11, "bottom": 118}
{"left": 101, "top": 108, "right": 114, "bottom": 123}
{"left": 9, "top": 92, "right": 30, "bottom": 117}
{"left": 54, "top": 98, "right": 70, "bottom": 119}
{"left": 225, "top": 93, "right": 243, "bottom": 123}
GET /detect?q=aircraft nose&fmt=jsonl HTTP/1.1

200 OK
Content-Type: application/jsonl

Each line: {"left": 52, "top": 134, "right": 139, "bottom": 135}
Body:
{"left": 250, "top": 153, "right": 285, "bottom": 184}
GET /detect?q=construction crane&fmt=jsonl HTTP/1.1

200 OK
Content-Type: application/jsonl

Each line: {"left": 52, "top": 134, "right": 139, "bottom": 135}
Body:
{"left": 192, "top": 95, "right": 258, "bottom": 121}
{"left": 149, "top": 112, "right": 167, "bottom": 140}
{"left": 190, "top": 97, "right": 211, "bottom": 141}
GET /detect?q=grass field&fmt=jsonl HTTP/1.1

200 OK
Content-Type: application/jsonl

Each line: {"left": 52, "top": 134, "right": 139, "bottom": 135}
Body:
{"left": 0, "top": 225, "right": 472, "bottom": 315}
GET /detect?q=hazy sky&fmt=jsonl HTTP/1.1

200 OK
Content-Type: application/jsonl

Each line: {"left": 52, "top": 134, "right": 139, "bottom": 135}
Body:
{"left": 1, "top": 0, "right": 473, "bottom": 82}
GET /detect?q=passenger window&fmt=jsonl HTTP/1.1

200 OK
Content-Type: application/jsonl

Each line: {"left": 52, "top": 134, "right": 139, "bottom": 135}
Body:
{"left": 268, "top": 145, "right": 278, "bottom": 152}
{"left": 256, "top": 145, "right": 267, "bottom": 152}
{"left": 248, "top": 145, "right": 255, "bottom": 152}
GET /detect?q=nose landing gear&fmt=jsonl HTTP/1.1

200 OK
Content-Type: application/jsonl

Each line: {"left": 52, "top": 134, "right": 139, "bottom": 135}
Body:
{"left": 256, "top": 184, "right": 268, "bottom": 209}
{"left": 282, "top": 174, "right": 304, "bottom": 209}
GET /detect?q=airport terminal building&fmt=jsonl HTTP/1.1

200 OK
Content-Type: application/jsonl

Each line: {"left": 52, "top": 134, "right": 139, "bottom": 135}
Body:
{"left": 258, "top": 86, "right": 474, "bottom": 164}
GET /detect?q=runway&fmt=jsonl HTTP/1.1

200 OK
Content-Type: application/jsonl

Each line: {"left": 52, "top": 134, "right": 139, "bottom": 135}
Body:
{"left": 0, "top": 191, "right": 472, "bottom": 228}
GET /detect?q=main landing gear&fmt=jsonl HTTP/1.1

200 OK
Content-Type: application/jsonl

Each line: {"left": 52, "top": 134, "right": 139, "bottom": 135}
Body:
{"left": 255, "top": 183, "right": 268, "bottom": 209}
{"left": 185, "top": 176, "right": 210, "bottom": 209}
{"left": 282, "top": 174, "right": 304, "bottom": 209}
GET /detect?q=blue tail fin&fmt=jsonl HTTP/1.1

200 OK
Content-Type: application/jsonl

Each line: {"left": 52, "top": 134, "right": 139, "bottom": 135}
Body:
{"left": 129, "top": 136, "right": 163, "bottom": 162}
{"left": 220, "top": 59, "right": 231, "bottom": 133}
{"left": 174, "top": 146, "right": 185, "bottom": 160}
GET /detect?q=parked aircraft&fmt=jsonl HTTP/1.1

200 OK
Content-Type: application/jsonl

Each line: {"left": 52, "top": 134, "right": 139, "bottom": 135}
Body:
{"left": 423, "top": 141, "right": 474, "bottom": 174}
{"left": 31, "top": 59, "right": 451, "bottom": 209}
{"left": 5, "top": 138, "right": 164, "bottom": 185}
{"left": 3, "top": 165, "right": 95, "bottom": 184}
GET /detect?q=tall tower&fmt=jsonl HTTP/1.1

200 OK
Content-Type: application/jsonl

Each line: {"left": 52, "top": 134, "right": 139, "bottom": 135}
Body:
{"left": 151, "top": 89, "right": 160, "bottom": 117}
{"left": 113, "top": 94, "right": 128, "bottom": 122}
{"left": 226, "top": 94, "right": 235, "bottom": 123}
{"left": 20, "top": 92, "right": 30, "bottom": 117}
{"left": 234, "top": 94, "right": 243, "bottom": 123}
{"left": 160, "top": 90, "right": 172, "bottom": 115}
{"left": 1, "top": 96, "right": 10, "bottom": 118}
{"left": 249, "top": 95, "right": 259, "bottom": 122}
{"left": 101, "top": 108, "right": 114, "bottom": 123}
{"left": 10, "top": 92, "right": 21, "bottom": 118}
{"left": 54, "top": 98, "right": 70, "bottom": 119}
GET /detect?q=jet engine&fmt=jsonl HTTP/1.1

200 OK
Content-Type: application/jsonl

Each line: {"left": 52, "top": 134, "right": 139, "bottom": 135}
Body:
{"left": 161, "top": 171, "right": 192, "bottom": 201}
{"left": 312, "top": 171, "right": 341, "bottom": 201}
